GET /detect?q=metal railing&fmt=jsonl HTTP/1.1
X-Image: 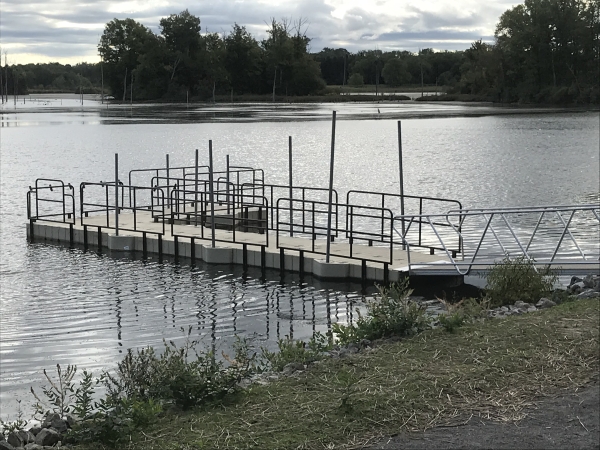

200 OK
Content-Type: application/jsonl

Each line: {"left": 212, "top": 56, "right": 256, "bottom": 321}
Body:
{"left": 393, "top": 204, "right": 600, "bottom": 275}
{"left": 80, "top": 182, "right": 166, "bottom": 236}
{"left": 242, "top": 183, "right": 339, "bottom": 233}
{"left": 27, "top": 178, "right": 75, "bottom": 224}
{"left": 169, "top": 188, "right": 269, "bottom": 248}
{"left": 347, "top": 190, "right": 463, "bottom": 254}
{"left": 277, "top": 198, "right": 394, "bottom": 264}
{"left": 130, "top": 165, "right": 264, "bottom": 208}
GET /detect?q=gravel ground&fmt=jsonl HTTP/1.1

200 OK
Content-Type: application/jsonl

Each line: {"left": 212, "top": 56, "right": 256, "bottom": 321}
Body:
{"left": 371, "top": 380, "right": 599, "bottom": 450}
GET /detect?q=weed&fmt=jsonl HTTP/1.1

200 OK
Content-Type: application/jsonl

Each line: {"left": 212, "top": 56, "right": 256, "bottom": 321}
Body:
{"left": 438, "top": 312, "right": 466, "bottom": 332}
{"left": 437, "top": 297, "right": 489, "bottom": 332}
{"left": 485, "top": 256, "right": 557, "bottom": 307}
{"left": 335, "top": 369, "right": 360, "bottom": 414}
{"left": 73, "top": 370, "right": 96, "bottom": 420}
{"left": 30, "top": 364, "right": 77, "bottom": 418}
{"left": 101, "top": 327, "right": 248, "bottom": 409}
{"left": 0, "top": 400, "right": 28, "bottom": 438}
{"left": 261, "top": 332, "right": 333, "bottom": 372}
{"left": 333, "top": 280, "right": 431, "bottom": 345}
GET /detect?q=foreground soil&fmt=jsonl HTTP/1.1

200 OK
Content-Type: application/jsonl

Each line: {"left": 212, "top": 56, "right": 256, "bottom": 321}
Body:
{"left": 371, "top": 379, "right": 599, "bottom": 449}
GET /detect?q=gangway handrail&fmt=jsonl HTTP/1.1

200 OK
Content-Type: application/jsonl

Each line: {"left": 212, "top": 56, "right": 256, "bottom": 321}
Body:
{"left": 394, "top": 204, "right": 600, "bottom": 275}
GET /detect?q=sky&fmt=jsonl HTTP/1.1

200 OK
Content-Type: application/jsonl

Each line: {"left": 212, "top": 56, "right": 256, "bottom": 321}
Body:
{"left": 0, "top": 0, "right": 520, "bottom": 65}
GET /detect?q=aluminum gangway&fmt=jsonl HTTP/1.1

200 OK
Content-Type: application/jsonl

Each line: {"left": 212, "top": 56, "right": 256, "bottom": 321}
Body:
{"left": 394, "top": 204, "right": 600, "bottom": 276}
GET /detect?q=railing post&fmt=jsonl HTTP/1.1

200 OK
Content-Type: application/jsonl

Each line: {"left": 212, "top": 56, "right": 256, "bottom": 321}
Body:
{"left": 166, "top": 154, "right": 170, "bottom": 210}
{"left": 289, "top": 136, "right": 293, "bottom": 237}
{"left": 209, "top": 140, "right": 216, "bottom": 248}
{"left": 326, "top": 111, "right": 336, "bottom": 263}
{"left": 194, "top": 149, "right": 199, "bottom": 226}
{"left": 398, "top": 121, "right": 406, "bottom": 248}
{"left": 115, "top": 153, "right": 119, "bottom": 236}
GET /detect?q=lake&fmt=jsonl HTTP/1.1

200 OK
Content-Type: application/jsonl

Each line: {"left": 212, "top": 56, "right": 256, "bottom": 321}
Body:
{"left": 1, "top": 98, "right": 598, "bottom": 419}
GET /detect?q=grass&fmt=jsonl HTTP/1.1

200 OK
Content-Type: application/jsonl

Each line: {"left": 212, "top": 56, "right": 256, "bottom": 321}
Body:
{"left": 72, "top": 298, "right": 599, "bottom": 450}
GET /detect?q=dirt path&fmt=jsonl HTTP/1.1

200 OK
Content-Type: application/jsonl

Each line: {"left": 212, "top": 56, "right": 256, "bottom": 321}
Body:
{"left": 371, "top": 380, "right": 599, "bottom": 450}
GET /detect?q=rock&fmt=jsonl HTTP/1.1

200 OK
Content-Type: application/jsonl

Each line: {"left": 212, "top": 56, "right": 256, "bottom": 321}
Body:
{"left": 0, "top": 440, "right": 15, "bottom": 450}
{"left": 514, "top": 300, "right": 532, "bottom": 309}
{"left": 64, "top": 414, "right": 77, "bottom": 428}
{"left": 583, "top": 275, "right": 598, "bottom": 289}
{"left": 577, "top": 290, "right": 600, "bottom": 299}
{"left": 569, "top": 276, "right": 583, "bottom": 286}
{"left": 536, "top": 298, "right": 557, "bottom": 309}
{"left": 27, "top": 428, "right": 41, "bottom": 438}
{"left": 358, "top": 339, "right": 371, "bottom": 349}
{"left": 34, "top": 428, "right": 59, "bottom": 447}
{"left": 500, "top": 306, "right": 509, "bottom": 312}
{"left": 568, "top": 282, "right": 585, "bottom": 294}
{"left": 24, "top": 444, "right": 44, "bottom": 450}
{"left": 6, "top": 432, "right": 23, "bottom": 448}
{"left": 282, "top": 362, "right": 304, "bottom": 375}
{"left": 238, "top": 378, "right": 252, "bottom": 389}
{"left": 527, "top": 306, "right": 537, "bottom": 312}
{"left": 48, "top": 417, "right": 68, "bottom": 434}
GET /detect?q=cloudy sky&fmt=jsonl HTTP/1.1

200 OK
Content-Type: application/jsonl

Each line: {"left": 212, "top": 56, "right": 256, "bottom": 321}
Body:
{"left": 0, "top": 0, "right": 520, "bottom": 65}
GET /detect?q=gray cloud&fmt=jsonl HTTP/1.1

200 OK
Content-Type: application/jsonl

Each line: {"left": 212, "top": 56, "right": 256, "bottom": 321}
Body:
{"left": 0, "top": 0, "right": 508, "bottom": 62}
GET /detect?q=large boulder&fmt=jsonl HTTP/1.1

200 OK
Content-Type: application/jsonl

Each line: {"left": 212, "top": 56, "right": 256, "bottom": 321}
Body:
{"left": 34, "top": 428, "right": 60, "bottom": 447}
{"left": 0, "top": 440, "right": 15, "bottom": 450}
{"left": 536, "top": 298, "right": 556, "bottom": 309}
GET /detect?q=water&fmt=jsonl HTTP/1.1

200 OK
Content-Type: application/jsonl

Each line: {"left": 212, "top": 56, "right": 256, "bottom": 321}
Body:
{"left": 1, "top": 99, "right": 599, "bottom": 419}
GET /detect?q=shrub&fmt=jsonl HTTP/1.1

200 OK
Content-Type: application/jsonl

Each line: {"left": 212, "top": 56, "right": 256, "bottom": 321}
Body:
{"left": 333, "top": 280, "right": 431, "bottom": 345}
{"left": 261, "top": 332, "right": 332, "bottom": 372}
{"left": 437, "top": 297, "right": 489, "bottom": 332}
{"left": 484, "top": 256, "right": 557, "bottom": 307}
{"left": 348, "top": 73, "right": 364, "bottom": 86}
{"left": 102, "top": 327, "right": 252, "bottom": 409}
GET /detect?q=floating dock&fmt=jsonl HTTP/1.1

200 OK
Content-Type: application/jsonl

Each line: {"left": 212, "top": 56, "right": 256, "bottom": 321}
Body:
{"left": 26, "top": 154, "right": 600, "bottom": 282}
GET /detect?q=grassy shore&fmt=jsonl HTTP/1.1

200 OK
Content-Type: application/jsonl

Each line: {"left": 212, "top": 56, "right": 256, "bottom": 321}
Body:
{"left": 73, "top": 298, "right": 599, "bottom": 450}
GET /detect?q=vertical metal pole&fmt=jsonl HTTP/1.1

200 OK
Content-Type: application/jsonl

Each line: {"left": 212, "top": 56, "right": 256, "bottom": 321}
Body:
{"left": 194, "top": 149, "right": 199, "bottom": 226}
{"left": 226, "top": 154, "right": 230, "bottom": 214}
{"left": 115, "top": 153, "right": 119, "bottom": 236}
{"left": 209, "top": 140, "right": 216, "bottom": 248}
{"left": 398, "top": 121, "right": 406, "bottom": 245}
{"left": 101, "top": 58, "right": 104, "bottom": 104}
{"left": 325, "top": 111, "right": 336, "bottom": 263}
{"left": 288, "top": 136, "right": 293, "bottom": 237}
{"left": 166, "top": 154, "right": 170, "bottom": 210}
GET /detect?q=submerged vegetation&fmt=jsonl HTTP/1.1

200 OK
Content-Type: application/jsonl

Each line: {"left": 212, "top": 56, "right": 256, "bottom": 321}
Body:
{"left": 2, "top": 0, "right": 598, "bottom": 104}
{"left": 3, "top": 257, "right": 598, "bottom": 448}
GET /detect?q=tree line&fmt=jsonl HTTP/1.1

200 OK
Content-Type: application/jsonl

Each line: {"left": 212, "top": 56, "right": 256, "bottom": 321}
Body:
{"left": 1, "top": 0, "right": 598, "bottom": 104}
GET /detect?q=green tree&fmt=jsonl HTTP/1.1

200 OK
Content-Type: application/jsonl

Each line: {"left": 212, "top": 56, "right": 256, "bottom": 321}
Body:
{"left": 224, "top": 24, "right": 263, "bottom": 94}
{"left": 160, "top": 9, "right": 203, "bottom": 93}
{"left": 495, "top": 0, "right": 599, "bottom": 102}
{"left": 98, "top": 18, "right": 159, "bottom": 100}
{"left": 381, "top": 57, "right": 410, "bottom": 86}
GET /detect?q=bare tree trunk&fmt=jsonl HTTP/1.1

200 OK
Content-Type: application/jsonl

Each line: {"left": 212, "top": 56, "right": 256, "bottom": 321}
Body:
{"left": 272, "top": 68, "right": 277, "bottom": 102}
{"left": 130, "top": 71, "right": 133, "bottom": 105}
{"left": 123, "top": 67, "right": 127, "bottom": 102}
{"left": 213, "top": 81, "right": 216, "bottom": 103}
{"left": 420, "top": 63, "right": 424, "bottom": 98}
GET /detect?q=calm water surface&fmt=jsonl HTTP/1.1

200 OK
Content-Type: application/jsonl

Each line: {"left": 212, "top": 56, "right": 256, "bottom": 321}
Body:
{"left": 1, "top": 100, "right": 598, "bottom": 418}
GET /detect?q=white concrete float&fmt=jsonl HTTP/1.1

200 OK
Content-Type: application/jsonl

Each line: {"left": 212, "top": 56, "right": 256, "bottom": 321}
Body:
{"left": 25, "top": 216, "right": 460, "bottom": 283}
